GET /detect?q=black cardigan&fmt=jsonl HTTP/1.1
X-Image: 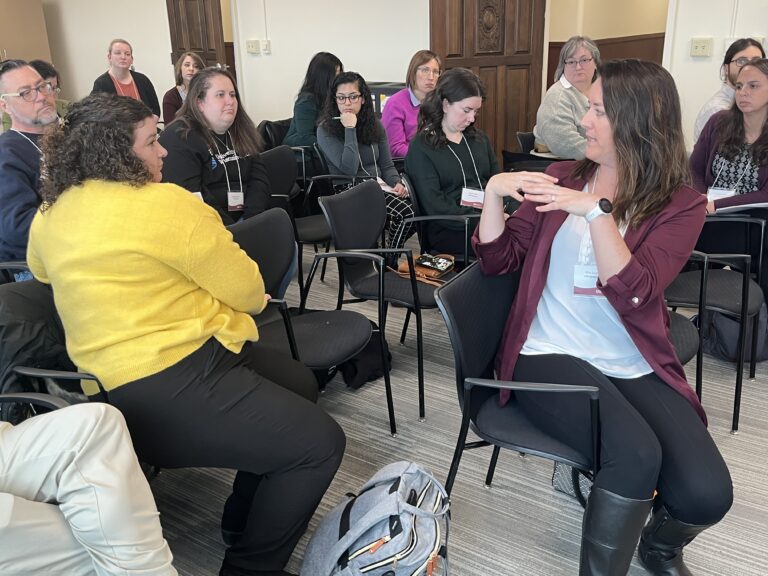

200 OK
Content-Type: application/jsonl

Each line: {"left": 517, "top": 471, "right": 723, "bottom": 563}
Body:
{"left": 91, "top": 70, "right": 160, "bottom": 117}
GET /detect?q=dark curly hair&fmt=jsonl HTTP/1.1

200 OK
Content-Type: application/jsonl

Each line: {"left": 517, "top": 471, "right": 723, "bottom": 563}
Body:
{"left": 39, "top": 93, "right": 154, "bottom": 209}
{"left": 318, "top": 71, "right": 382, "bottom": 145}
{"left": 712, "top": 58, "right": 768, "bottom": 166}
{"left": 571, "top": 59, "right": 690, "bottom": 228}
{"left": 171, "top": 67, "right": 263, "bottom": 155}
{"left": 417, "top": 67, "right": 486, "bottom": 148}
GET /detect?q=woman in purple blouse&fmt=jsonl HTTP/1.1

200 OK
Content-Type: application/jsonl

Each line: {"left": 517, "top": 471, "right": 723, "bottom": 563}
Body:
{"left": 381, "top": 50, "right": 442, "bottom": 158}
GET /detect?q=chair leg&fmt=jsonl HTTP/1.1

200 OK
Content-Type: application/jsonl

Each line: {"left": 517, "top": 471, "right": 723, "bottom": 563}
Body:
{"left": 415, "top": 307, "right": 425, "bottom": 421}
{"left": 732, "top": 306, "right": 750, "bottom": 434}
{"left": 296, "top": 244, "right": 305, "bottom": 296}
{"left": 399, "top": 309, "right": 411, "bottom": 344}
{"left": 485, "top": 445, "right": 501, "bottom": 488}
{"left": 749, "top": 314, "right": 759, "bottom": 379}
{"left": 375, "top": 329, "right": 397, "bottom": 437}
{"left": 320, "top": 242, "right": 330, "bottom": 283}
{"left": 445, "top": 411, "right": 472, "bottom": 497}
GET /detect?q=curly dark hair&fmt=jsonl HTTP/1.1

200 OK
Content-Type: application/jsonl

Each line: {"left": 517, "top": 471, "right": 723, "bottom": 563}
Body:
{"left": 712, "top": 58, "right": 768, "bottom": 166}
{"left": 571, "top": 59, "right": 690, "bottom": 228}
{"left": 318, "top": 71, "right": 382, "bottom": 145}
{"left": 39, "top": 93, "right": 154, "bottom": 209}
{"left": 417, "top": 68, "right": 486, "bottom": 148}
{"left": 171, "top": 67, "right": 263, "bottom": 155}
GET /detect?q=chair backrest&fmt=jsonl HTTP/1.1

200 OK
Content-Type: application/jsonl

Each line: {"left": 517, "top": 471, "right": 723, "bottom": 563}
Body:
{"left": 435, "top": 263, "right": 520, "bottom": 406}
{"left": 0, "top": 279, "right": 76, "bottom": 396}
{"left": 400, "top": 173, "right": 429, "bottom": 254}
{"left": 261, "top": 145, "right": 300, "bottom": 207}
{"left": 516, "top": 131, "right": 535, "bottom": 154}
{"left": 257, "top": 118, "right": 292, "bottom": 151}
{"left": 696, "top": 215, "right": 766, "bottom": 290}
{"left": 228, "top": 208, "right": 296, "bottom": 296}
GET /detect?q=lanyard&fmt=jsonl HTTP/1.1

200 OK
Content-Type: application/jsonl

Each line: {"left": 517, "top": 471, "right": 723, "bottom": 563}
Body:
{"left": 11, "top": 129, "right": 42, "bottom": 155}
{"left": 447, "top": 136, "right": 484, "bottom": 192}
{"left": 211, "top": 131, "right": 244, "bottom": 199}
{"left": 357, "top": 144, "right": 379, "bottom": 179}
{"left": 712, "top": 152, "right": 752, "bottom": 191}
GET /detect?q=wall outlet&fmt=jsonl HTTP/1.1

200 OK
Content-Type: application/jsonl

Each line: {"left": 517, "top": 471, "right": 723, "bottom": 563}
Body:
{"left": 261, "top": 39, "right": 271, "bottom": 55}
{"left": 246, "top": 39, "right": 260, "bottom": 55}
{"left": 690, "top": 37, "right": 713, "bottom": 57}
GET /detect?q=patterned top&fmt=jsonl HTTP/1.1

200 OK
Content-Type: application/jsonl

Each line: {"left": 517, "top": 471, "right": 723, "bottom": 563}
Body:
{"left": 710, "top": 145, "right": 759, "bottom": 194}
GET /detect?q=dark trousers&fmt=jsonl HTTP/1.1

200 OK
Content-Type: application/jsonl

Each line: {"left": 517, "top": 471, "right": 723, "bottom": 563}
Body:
{"left": 513, "top": 354, "right": 732, "bottom": 525}
{"left": 107, "top": 339, "right": 346, "bottom": 572}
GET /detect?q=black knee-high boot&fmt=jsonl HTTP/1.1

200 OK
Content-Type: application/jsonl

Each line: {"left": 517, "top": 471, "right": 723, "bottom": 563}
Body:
{"left": 638, "top": 505, "right": 712, "bottom": 575}
{"left": 579, "top": 486, "right": 654, "bottom": 575}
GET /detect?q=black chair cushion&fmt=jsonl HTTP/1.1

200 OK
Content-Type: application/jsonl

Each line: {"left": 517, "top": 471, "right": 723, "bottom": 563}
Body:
{"left": 473, "top": 393, "right": 591, "bottom": 470}
{"left": 666, "top": 269, "right": 764, "bottom": 317}
{"left": 256, "top": 310, "right": 372, "bottom": 370}
{"left": 350, "top": 272, "right": 438, "bottom": 308}
{"left": 668, "top": 311, "right": 699, "bottom": 366}
{"left": 295, "top": 214, "right": 331, "bottom": 243}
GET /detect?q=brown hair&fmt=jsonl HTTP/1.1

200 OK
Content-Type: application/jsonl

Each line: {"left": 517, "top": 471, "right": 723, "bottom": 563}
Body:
{"left": 174, "top": 51, "right": 205, "bottom": 86}
{"left": 39, "top": 93, "right": 154, "bottom": 209}
{"left": 572, "top": 59, "right": 690, "bottom": 228}
{"left": 108, "top": 38, "right": 133, "bottom": 54}
{"left": 172, "top": 67, "right": 263, "bottom": 156}
{"left": 406, "top": 50, "right": 442, "bottom": 89}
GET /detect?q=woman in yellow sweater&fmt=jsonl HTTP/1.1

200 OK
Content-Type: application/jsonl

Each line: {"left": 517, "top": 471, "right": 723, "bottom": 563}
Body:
{"left": 26, "top": 93, "right": 345, "bottom": 576}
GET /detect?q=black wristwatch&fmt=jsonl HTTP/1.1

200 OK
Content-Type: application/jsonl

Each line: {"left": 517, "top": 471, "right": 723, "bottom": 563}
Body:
{"left": 585, "top": 198, "right": 613, "bottom": 223}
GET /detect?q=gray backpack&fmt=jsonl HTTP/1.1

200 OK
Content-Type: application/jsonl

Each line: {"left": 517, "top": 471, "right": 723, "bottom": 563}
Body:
{"left": 301, "top": 461, "right": 450, "bottom": 576}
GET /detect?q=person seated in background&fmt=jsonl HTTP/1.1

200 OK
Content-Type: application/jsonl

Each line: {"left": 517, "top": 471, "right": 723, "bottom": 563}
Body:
{"left": 691, "top": 58, "right": 768, "bottom": 213}
{"left": 27, "top": 93, "right": 345, "bottom": 576}
{"left": 404, "top": 67, "right": 499, "bottom": 256}
{"left": 162, "top": 51, "right": 204, "bottom": 124}
{"left": 0, "top": 60, "right": 59, "bottom": 277}
{"left": 317, "top": 71, "right": 414, "bottom": 250}
{"left": 0, "top": 403, "right": 177, "bottom": 575}
{"left": 381, "top": 49, "right": 442, "bottom": 158}
{"left": 2, "top": 59, "right": 66, "bottom": 132}
{"left": 475, "top": 59, "right": 731, "bottom": 576}
{"left": 91, "top": 38, "right": 160, "bottom": 117}
{"left": 693, "top": 38, "right": 765, "bottom": 143}
{"left": 533, "top": 35, "right": 601, "bottom": 160}
{"left": 160, "top": 68, "right": 272, "bottom": 225}
{"left": 283, "top": 52, "right": 343, "bottom": 147}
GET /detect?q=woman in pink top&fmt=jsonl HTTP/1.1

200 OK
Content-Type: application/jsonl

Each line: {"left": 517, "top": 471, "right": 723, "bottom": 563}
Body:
{"left": 381, "top": 50, "right": 442, "bottom": 158}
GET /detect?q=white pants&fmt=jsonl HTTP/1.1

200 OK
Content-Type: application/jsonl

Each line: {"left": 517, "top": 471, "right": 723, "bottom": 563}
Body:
{"left": 0, "top": 403, "right": 176, "bottom": 575}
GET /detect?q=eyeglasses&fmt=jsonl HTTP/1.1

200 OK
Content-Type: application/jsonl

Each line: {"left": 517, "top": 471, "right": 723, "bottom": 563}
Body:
{"left": 565, "top": 57, "right": 594, "bottom": 68}
{"left": 0, "top": 81, "right": 59, "bottom": 102}
{"left": 335, "top": 93, "right": 361, "bottom": 104}
{"left": 416, "top": 66, "right": 441, "bottom": 77}
{"left": 731, "top": 56, "right": 763, "bottom": 67}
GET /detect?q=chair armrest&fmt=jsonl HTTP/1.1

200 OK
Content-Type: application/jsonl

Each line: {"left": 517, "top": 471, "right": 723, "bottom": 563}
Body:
{"left": 465, "top": 377, "right": 599, "bottom": 399}
{"left": 14, "top": 366, "right": 99, "bottom": 381}
{"left": 260, "top": 299, "right": 300, "bottom": 362}
{"left": 0, "top": 392, "right": 70, "bottom": 410}
{"left": 0, "top": 260, "right": 29, "bottom": 271}
{"left": 689, "top": 250, "right": 751, "bottom": 274}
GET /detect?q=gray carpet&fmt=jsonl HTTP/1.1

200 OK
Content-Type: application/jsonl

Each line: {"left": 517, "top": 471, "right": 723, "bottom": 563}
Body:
{"left": 149, "top": 240, "right": 768, "bottom": 575}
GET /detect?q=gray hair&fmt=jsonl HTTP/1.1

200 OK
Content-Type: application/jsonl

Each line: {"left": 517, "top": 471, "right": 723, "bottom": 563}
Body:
{"left": 554, "top": 35, "right": 601, "bottom": 82}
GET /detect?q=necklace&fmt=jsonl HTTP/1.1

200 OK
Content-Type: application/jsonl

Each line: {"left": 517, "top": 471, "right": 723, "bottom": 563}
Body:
{"left": 11, "top": 129, "right": 42, "bottom": 155}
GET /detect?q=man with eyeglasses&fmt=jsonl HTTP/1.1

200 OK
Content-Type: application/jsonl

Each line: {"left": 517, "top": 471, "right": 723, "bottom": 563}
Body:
{"left": 0, "top": 59, "right": 59, "bottom": 276}
{"left": 693, "top": 38, "right": 765, "bottom": 142}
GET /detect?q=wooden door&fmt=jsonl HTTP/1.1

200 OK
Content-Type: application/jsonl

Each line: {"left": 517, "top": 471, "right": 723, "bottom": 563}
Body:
{"left": 166, "top": 0, "right": 229, "bottom": 73}
{"left": 430, "top": 0, "right": 546, "bottom": 155}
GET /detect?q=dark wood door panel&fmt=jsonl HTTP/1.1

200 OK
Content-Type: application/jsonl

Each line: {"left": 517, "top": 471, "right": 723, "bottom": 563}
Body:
{"left": 166, "top": 0, "right": 225, "bottom": 68}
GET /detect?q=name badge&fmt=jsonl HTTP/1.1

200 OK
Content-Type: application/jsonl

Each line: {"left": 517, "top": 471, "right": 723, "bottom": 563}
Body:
{"left": 460, "top": 187, "right": 484, "bottom": 208}
{"left": 191, "top": 191, "right": 203, "bottom": 201}
{"left": 707, "top": 187, "right": 736, "bottom": 201}
{"left": 573, "top": 264, "right": 603, "bottom": 297}
{"left": 228, "top": 190, "right": 244, "bottom": 211}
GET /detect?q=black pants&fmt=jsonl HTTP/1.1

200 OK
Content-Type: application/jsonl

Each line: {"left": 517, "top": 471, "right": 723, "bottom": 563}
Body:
{"left": 513, "top": 354, "right": 732, "bottom": 525}
{"left": 107, "top": 339, "right": 346, "bottom": 572}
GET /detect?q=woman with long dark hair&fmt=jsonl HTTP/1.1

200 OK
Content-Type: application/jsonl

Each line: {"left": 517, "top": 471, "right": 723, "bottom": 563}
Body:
{"left": 283, "top": 52, "right": 343, "bottom": 147}
{"left": 159, "top": 68, "right": 271, "bottom": 225}
{"left": 404, "top": 67, "right": 500, "bottom": 255}
{"left": 27, "top": 93, "right": 345, "bottom": 576}
{"left": 691, "top": 58, "right": 768, "bottom": 213}
{"left": 317, "top": 71, "right": 414, "bottom": 250}
{"left": 161, "top": 51, "right": 204, "bottom": 124}
{"left": 475, "top": 60, "right": 732, "bottom": 575}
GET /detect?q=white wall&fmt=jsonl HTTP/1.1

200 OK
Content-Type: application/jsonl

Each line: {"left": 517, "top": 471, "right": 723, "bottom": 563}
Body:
{"left": 664, "top": 0, "right": 767, "bottom": 148}
{"left": 41, "top": 0, "right": 174, "bottom": 103}
{"left": 231, "top": 0, "right": 430, "bottom": 123}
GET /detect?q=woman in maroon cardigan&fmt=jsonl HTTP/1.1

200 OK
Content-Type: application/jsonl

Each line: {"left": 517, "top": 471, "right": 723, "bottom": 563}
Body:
{"left": 474, "top": 60, "right": 732, "bottom": 576}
